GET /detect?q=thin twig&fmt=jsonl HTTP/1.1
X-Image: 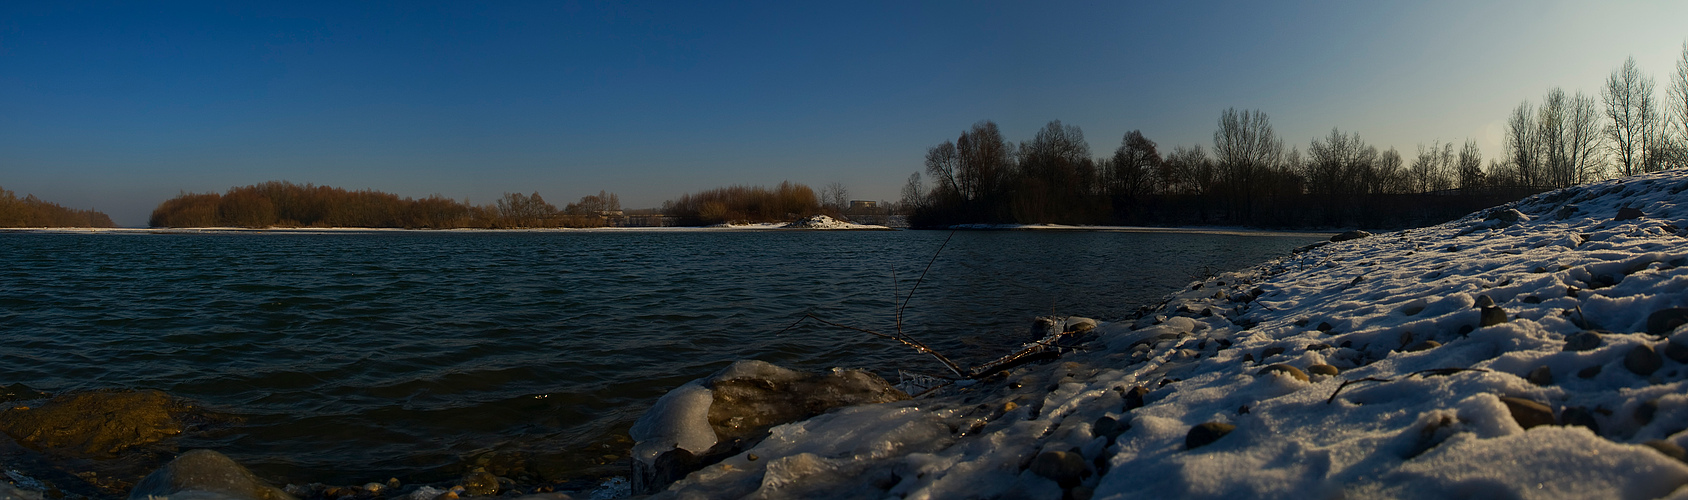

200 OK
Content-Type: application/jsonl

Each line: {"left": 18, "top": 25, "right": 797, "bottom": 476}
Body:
{"left": 1326, "top": 377, "right": 1393, "bottom": 404}
{"left": 897, "top": 229, "right": 957, "bottom": 335}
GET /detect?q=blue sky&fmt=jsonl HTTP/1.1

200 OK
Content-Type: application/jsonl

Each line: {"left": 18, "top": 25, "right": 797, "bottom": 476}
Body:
{"left": 2, "top": 1, "right": 1684, "bottom": 226}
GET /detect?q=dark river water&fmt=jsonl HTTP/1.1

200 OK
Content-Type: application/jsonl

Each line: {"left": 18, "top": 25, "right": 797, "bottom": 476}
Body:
{"left": 0, "top": 228, "right": 1323, "bottom": 488}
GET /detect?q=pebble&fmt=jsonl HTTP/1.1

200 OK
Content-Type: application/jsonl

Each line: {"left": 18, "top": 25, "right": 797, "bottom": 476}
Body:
{"left": 1648, "top": 308, "right": 1688, "bottom": 336}
{"left": 1185, "top": 422, "right": 1236, "bottom": 450}
{"left": 1644, "top": 440, "right": 1688, "bottom": 463}
{"left": 1404, "top": 340, "right": 1442, "bottom": 352}
{"left": 462, "top": 470, "right": 499, "bottom": 497}
{"left": 1474, "top": 295, "right": 1495, "bottom": 308}
{"left": 1625, "top": 344, "right": 1663, "bottom": 376}
{"left": 1305, "top": 343, "right": 1331, "bottom": 351}
{"left": 1122, "top": 386, "right": 1150, "bottom": 411}
{"left": 1667, "top": 342, "right": 1688, "bottom": 363}
{"left": 1563, "top": 331, "right": 1603, "bottom": 351}
{"left": 1479, "top": 306, "right": 1508, "bottom": 327}
{"left": 1257, "top": 364, "right": 1309, "bottom": 383}
{"left": 1615, "top": 207, "right": 1645, "bottom": 220}
{"left": 1522, "top": 295, "right": 1543, "bottom": 304}
{"left": 1636, "top": 399, "right": 1659, "bottom": 425}
{"left": 1526, "top": 365, "right": 1553, "bottom": 386}
{"left": 1093, "top": 416, "right": 1126, "bottom": 441}
{"left": 1307, "top": 364, "right": 1340, "bottom": 376}
{"left": 1560, "top": 406, "right": 1601, "bottom": 435}
{"left": 1028, "top": 450, "right": 1088, "bottom": 487}
{"left": 1578, "top": 364, "right": 1603, "bottom": 379}
{"left": 1262, "top": 346, "right": 1285, "bottom": 358}
{"left": 1498, "top": 397, "right": 1554, "bottom": 429}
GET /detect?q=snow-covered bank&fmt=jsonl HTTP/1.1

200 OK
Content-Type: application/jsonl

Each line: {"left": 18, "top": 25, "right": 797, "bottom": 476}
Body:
{"left": 947, "top": 223, "right": 1334, "bottom": 238}
{"left": 0, "top": 219, "right": 893, "bottom": 234}
{"left": 638, "top": 171, "right": 1688, "bottom": 499}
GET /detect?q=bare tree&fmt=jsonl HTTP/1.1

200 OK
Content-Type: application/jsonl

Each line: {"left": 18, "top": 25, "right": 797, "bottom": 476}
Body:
{"left": 900, "top": 172, "right": 926, "bottom": 210}
{"left": 1669, "top": 42, "right": 1688, "bottom": 167}
{"left": 955, "top": 121, "right": 1014, "bottom": 205}
{"left": 1604, "top": 56, "right": 1662, "bottom": 175}
{"left": 1108, "top": 130, "right": 1160, "bottom": 199}
{"left": 1539, "top": 88, "right": 1606, "bottom": 186}
{"left": 1506, "top": 101, "right": 1542, "bottom": 186}
{"left": 822, "top": 182, "right": 850, "bottom": 214}
{"left": 1457, "top": 140, "right": 1484, "bottom": 190}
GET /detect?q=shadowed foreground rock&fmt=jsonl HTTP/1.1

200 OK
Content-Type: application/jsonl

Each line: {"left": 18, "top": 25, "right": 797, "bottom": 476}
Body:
{"left": 128, "top": 449, "right": 295, "bottom": 500}
{"left": 629, "top": 360, "right": 908, "bottom": 494}
{"left": 0, "top": 390, "right": 189, "bottom": 457}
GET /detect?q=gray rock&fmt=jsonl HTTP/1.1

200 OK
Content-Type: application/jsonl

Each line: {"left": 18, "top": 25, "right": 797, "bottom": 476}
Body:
{"left": 1261, "top": 346, "right": 1286, "bottom": 358}
{"left": 1526, "top": 365, "right": 1553, "bottom": 386}
{"left": 1560, "top": 406, "right": 1600, "bottom": 435}
{"left": 0, "top": 389, "right": 190, "bottom": 458}
{"left": 1578, "top": 364, "right": 1603, "bottom": 379}
{"left": 1556, "top": 205, "right": 1579, "bottom": 219}
{"left": 1666, "top": 342, "right": 1688, "bottom": 363}
{"left": 129, "top": 449, "right": 295, "bottom": 500}
{"left": 1563, "top": 331, "right": 1603, "bottom": 351}
{"left": 1330, "top": 230, "right": 1372, "bottom": 242}
{"left": 1636, "top": 399, "right": 1659, "bottom": 426}
{"left": 1122, "top": 386, "right": 1150, "bottom": 411}
{"left": 1185, "top": 422, "right": 1236, "bottom": 450}
{"left": 1256, "top": 364, "right": 1309, "bottom": 383}
{"left": 1404, "top": 340, "right": 1442, "bottom": 352}
{"left": 1479, "top": 306, "right": 1507, "bottom": 327}
{"left": 1028, "top": 450, "right": 1088, "bottom": 487}
{"left": 1093, "top": 416, "right": 1126, "bottom": 441}
{"left": 0, "top": 483, "right": 44, "bottom": 500}
{"left": 1474, "top": 295, "right": 1495, "bottom": 308}
{"left": 1625, "top": 344, "right": 1664, "bottom": 376}
{"left": 1498, "top": 397, "right": 1553, "bottom": 429}
{"left": 1647, "top": 308, "right": 1688, "bottom": 336}
{"left": 1616, "top": 207, "right": 1645, "bottom": 220}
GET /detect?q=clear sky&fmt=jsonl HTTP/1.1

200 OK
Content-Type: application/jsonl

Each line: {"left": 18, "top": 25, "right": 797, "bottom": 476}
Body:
{"left": 2, "top": 1, "right": 1685, "bottom": 226}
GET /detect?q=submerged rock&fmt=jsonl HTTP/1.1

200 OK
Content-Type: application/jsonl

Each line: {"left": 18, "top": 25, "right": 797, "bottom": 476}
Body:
{"left": 0, "top": 389, "right": 189, "bottom": 457}
{"left": 628, "top": 360, "right": 907, "bottom": 494}
{"left": 128, "top": 449, "right": 295, "bottom": 500}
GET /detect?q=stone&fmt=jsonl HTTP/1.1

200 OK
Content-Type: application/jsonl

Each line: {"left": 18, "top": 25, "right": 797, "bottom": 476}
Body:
{"left": 1644, "top": 441, "right": 1688, "bottom": 463}
{"left": 1307, "top": 364, "right": 1340, "bottom": 376}
{"left": 1261, "top": 346, "right": 1286, "bottom": 358}
{"left": 1457, "top": 325, "right": 1475, "bottom": 335}
{"left": 1647, "top": 308, "right": 1688, "bottom": 336}
{"left": 1556, "top": 205, "right": 1579, "bottom": 219}
{"left": 1666, "top": 342, "right": 1688, "bottom": 363}
{"left": 0, "top": 383, "right": 49, "bottom": 403}
{"left": 1636, "top": 399, "right": 1659, "bottom": 426}
{"left": 1028, "top": 450, "right": 1088, "bottom": 487}
{"left": 1404, "top": 340, "right": 1442, "bottom": 352}
{"left": 1563, "top": 331, "right": 1603, "bottom": 352}
{"left": 1257, "top": 364, "right": 1309, "bottom": 383}
{"left": 1498, "top": 397, "right": 1553, "bottom": 429}
{"left": 1093, "top": 416, "right": 1126, "bottom": 441}
{"left": 129, "top": 449, "right": 296, "bottom": 500}
{"left": 1577, "top": 364, "right": 1603, "bottom": 379}
{"left": 462, "top": 471, "right": 499, "bottom": 497}
{"left": 1474, "top": 295, "right": 1495, "bottom": 308}
{"left": 0, "top": 389, "right": 188, "bottom": 457}
{"left": 1522, "top": 296, "right": 1542, "bottom": 304}
{"left": 1625, "top": 344, "right": 1664, "bottom": 376}
{"left": 1560, "top": 406, "right": 1600, "bottom": 435}
{"left": 1185, "top": 422, "right": 1236, "bottom": 450}
{"left": 1064, "top": 317, "right": 1098, "bottom": 333}
{"left": 1305, "top": 343, "right": 1331, "bottom": 351}
{"left": 1526, "top": 365, "right": 1553, "bottom": 386}
{"left": 1122, "top": 386, "right": 1150, "bottom": 411}
{"left": 1479, "top": 306, "right": 1507, "bottom": 327}
{"left": 1330, "top": 230, "right": 1372, "bottom": 242}
{"left": 1615, "top": 207, "right": 1645, "bottom": 220}
{"left": 0, "top": 483, "right": 44, "bottom": 500}
{"left": 1317, "top": 322, "right": 1333, "bottom": 332}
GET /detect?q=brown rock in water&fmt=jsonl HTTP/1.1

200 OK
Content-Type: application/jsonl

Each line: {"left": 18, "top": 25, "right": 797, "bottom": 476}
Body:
{"left": 705, "top": 361, "right": 908, "bottom": 444}
{"left": 1648, "top": 308, "right": 1688, "bottom": 336}
{"left": 130, "top": 449, "right": 296, "bottom": 500}
{"left": 1256, "top": 364, "right": 1309, "bottom": 383}
{"left": 1526, "top": 365, "right": 1553, "bottom": 386}
{"left": 1498, "top": 397, "right": 1554, "bottom": 429}
{"left": 0, "top": 389, "right": 188, "bottom": 457}
{"left": 1185, "top": 422, "right": 1236, "bottom": 450}
{"left": 1625, "top": 344, "right": 1664, "bottom": 376}
{"left": 1307, "top": 364, "right": 1340, "bottom": 376}
{"left": 1028, "top": 450, "right": 1088, "bottom": 487}
{"left": 1479, "top": 306, "right": 1508, "bottom": 327}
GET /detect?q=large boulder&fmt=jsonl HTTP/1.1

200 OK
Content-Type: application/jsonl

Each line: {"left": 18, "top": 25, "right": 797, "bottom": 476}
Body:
{"left": 128, "top": 449, "right": 295, "bottom": 500}
{"left": 0, "top": 390, "right": 190, "bottom": 457}
{"left": 628, "top": 360, "right": 908, "bottom": 494}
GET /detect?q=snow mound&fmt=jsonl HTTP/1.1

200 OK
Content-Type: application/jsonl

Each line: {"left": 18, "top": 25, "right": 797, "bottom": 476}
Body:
{"left": 648, "top": 171, "right": 1688, "bottom": 499}
{"left": 780, "top": 215, "right": 886, "bottom": 230}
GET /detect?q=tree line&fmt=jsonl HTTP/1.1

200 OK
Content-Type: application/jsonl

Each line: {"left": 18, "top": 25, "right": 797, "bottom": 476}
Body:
{"left": 661, "top": 181, "right": 825, "bottom": 225}
{"left": 905, "top": 43, "right": 1688, "bottom": 229}
{"left": 148, "top": 181, "right": 623, "bottom": 228}
{"left": 0, "top": 186, "right": 117, "bottom": 228}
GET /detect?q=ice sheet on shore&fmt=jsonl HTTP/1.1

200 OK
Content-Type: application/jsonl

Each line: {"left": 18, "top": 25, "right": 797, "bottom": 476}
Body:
{"left": 645, "top": 171, "right": 1688, "bottom": 499}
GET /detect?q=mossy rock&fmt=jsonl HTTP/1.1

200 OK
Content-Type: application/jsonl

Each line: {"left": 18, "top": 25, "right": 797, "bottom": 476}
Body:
{"left": 0, "top": 390, "right": 189, "bottom": 457}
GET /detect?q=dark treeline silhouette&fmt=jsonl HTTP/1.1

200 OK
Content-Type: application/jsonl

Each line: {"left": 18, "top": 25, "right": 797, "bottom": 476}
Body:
{"left": 661, "top": 181, "right": 823, "bottom": 225}
{"left": 148, "top": 181, "right": 621, "bottom": 228}
{"left": 905, "top": 113, "right": 1530, "bottom": 229}
{"left": 0, "top": 186, "right": 117, "bottom": 228}
{"left": 907, "top": 43, "right": 1688, "bottom": 229}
